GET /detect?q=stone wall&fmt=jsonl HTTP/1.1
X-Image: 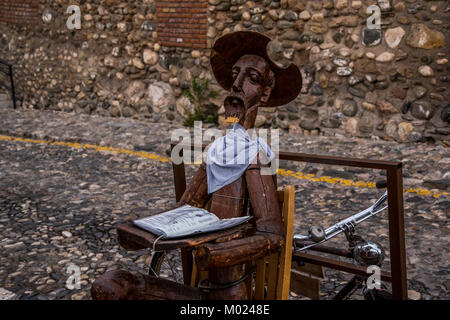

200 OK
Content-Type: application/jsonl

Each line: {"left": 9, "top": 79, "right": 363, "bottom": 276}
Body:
{"left": 0, "top": 0, "right": 448, "bottom": 143}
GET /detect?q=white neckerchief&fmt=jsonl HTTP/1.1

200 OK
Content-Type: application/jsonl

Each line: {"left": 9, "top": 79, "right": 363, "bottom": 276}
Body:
{"left": 206, "top": 123, "right": 274, "bottom": 194}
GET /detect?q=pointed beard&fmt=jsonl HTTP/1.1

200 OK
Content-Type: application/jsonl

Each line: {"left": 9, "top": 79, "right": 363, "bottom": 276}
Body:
{"left": 224, "top": 94, "right": 245, "bottom": 123}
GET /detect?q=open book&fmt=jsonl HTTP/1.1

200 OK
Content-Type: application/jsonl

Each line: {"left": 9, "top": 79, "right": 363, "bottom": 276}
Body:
{"left": 133, "top": 205, "right": 252, "bottom": 239}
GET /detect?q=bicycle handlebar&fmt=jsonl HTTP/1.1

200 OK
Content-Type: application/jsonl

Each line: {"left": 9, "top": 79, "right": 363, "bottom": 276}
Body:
{"left": 293, "top": 191, "right": 388, "bottom": 251}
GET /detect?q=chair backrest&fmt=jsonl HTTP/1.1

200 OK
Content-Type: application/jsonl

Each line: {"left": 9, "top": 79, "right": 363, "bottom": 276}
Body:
{"left": 252, "top": 184, "right": 295, "bottom": 300}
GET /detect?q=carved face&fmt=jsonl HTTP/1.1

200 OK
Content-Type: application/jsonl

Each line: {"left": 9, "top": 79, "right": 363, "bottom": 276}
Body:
{"left": 224, "top": 55, "right": 274, "bottom": 129}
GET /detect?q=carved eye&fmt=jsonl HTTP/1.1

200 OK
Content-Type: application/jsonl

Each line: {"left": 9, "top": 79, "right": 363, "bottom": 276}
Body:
{"left": 231, "top": 68, "right": 239, "bottom": 80}
{"left": 249, "top": 73, "right": 260, "bottom": 84}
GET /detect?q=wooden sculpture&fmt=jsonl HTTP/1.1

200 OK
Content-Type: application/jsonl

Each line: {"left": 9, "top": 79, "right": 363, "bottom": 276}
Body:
{"left": 91, "top": 31, "right": 302, "bottom": 300}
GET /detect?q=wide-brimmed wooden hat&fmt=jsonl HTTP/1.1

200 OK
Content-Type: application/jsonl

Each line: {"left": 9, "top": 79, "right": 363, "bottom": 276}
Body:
{"left": 210, "top": 31, "right": 302, "bottom": 107}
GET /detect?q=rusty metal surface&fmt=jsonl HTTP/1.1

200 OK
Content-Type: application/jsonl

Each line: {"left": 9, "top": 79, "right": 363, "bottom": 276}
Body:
{"left": 292, "top": 251, "right": 392, "bottom": 283}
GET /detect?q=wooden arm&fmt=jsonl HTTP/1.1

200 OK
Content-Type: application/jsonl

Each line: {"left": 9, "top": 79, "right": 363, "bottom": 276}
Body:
{"left": 245, "top": 164, "right": 284, "bottom": 236}
{"left": 195, "top": 232, "right": 283, "bottom": 269}
{"left": 178, "top": 162, "right": 211, "bottom": 208}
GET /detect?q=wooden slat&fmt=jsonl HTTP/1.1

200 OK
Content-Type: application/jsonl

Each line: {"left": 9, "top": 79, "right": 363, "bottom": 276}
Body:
{"left": 290, "top": 270, "right": 320, "bottom": 300}
{"left": 190, "top": 253, "right": 198, "bottom": 287}
{"left": 170, "top": 143, "right": 402, "bottom": 170}
{"left": 198, "top": 270, "right": 208, "bottom": 286}
{"left": 292, "top": 260, "right": 325, "bottom": 279}
{"left": 254, "top": 258, "right": 266, "bottom": 300}
{"left": 387, "top": 167, "right": 408, "bottom": 300}
{"left": 172, "top": 163, "right": 186, "bottom": 202}
{"left": 293, "top": 252, "right": 392, "bottom": 282}
{"left": 181, "top": 248, "right": 193, "bottom": 286}
{"left": 276, "top": 185, "right": 294, "bottom": 300}
{"left": 245, "top": 262, "right": 254, "bottom": 300}
{"left": 266, "top": 253, "right": 279, "bottom": 299}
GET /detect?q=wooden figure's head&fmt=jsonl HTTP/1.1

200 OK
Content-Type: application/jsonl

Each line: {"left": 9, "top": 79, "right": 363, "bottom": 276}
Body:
{"left": 211, "top": 31, "right": 302, "bottom": 129}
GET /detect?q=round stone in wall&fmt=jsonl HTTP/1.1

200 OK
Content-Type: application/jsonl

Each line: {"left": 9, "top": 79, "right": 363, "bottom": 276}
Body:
{"left": 310, "top": 83, "right": 323, "bottom": 96}
{"left": 299, "top": 10, "right": 311, "bottom": 21}
{"left": 441, "top": 106, "right": 450, "bottom": 124}
{"left": 418, "top": 65, "right": 434, "bottom": 77}
{"left": 215, "top": 3, "right": 230, "bottom": 11}
{"left": 377, "top": 0, "right": 391, "bottom": 11}
{"left": 132, "top": 57, "right": 145, "bottom": 69}
{"left": 384, "top": 120, "right": 397, "bottom": 139}
{"left": 335, "top": 0, "right": 349, "bottom": 10}
{"left": 411, "top": 101, "right": 434, "bottom": 120}
{"left": 41, "top": 10, "right": 55, "bottom": 23}
{"left": 384, "top": 27, "right": 405, "bottom": 49}
{"left": 122, "top": 107, "right": 134, "bottom": 118}
{"left": 413, "top": 86, "right": 427, "bottom": 99}
{"left": 280, "top": 30, "right": 301, "bottom": 41}
{"left": 377, "top": 100, "right": 399, "bottom": 114}
{"left": 342, "top": 99, "right": 358, "bottom": 117}
{"left": 345, "top": 118, "right": 358, "bottom": 135}
{"left": 147, "top": 82, "right": 175, "bottom": 112}
{"left": 362, "top": 28, "right": 382, "bottom": 47}
{"left": 299, "top": 119, "right": 318, "bottom": 131}
{"left": 263, "top": 18, "right": 275, "bottom": 29}
{"left": 332, "top": 57, "right": 349, "bottom": 67}
{"left": 336, "top": 67, "right": 353, "bottom": 76}
{"left": 284, "top": 10, "right": 298, "bottom": 21}
{"left": 251, "top": 14, "right": 262, "bottom": 24}
{"left": 358, "top": 114, "right": 374, "bottom": 134}
{"left": 143, "top": 49, "right": 158, "bottom": 65}
{"left": 321, "top": 117, "right": 341, "bottom": 128}
{"left": 141, "top": 21, "right": 156, "bottom": 32}
{"left": 125, "top": 81, "right": 146, "bottom": 102}
{"left": 398, "top": 122, "right": 413, "bottom": 141}
{"left": 285, "top": 104, "right": 298, "bottom": 113}
{"left": 376, "top": 52, "right": 395, "bottom": 63}
{"left": 405, "top": 24, "right": 445, "bottom": 49}
{"left": 158, "top": 54, "right": 170, "bottom": 70}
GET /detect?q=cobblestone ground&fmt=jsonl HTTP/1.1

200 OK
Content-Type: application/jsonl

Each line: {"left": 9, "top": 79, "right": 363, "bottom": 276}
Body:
{"left": 0, "top": 107, "right": 448, "bottom": 300}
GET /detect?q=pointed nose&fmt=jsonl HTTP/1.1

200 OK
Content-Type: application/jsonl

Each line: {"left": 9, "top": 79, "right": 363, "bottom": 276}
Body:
{"left": 232, "top": 73, "right": 244, "bottom": 93}
{"left": 232, "top": 81, "right": 242, "bottom": 93}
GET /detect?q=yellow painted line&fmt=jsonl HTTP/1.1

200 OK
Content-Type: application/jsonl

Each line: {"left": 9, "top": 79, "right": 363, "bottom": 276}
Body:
{"left": 0, "top": 134, "right": 448, "bottom": 199}
{"left": 276, "top": 168, "right": 448, "bottom": 199}
{"left": 0, "top": 134, "right": 171, "bottom": 163}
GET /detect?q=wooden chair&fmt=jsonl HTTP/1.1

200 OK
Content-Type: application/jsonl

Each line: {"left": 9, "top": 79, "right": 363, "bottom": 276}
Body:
{"left": 252, "top": 185, "right": 295, "bottom": 300}
{"left": 188, "top": 185, "right": 295, "bottom": 300}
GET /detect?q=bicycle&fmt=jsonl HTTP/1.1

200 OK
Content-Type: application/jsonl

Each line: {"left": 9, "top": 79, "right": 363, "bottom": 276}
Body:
{"left": 293, "top": 184, "right": 392, "bottom": 300}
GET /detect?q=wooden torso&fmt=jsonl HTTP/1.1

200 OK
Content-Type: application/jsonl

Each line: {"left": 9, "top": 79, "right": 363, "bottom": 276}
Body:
{"left": 208, "top": 176, "right": 248, "bottom": 219}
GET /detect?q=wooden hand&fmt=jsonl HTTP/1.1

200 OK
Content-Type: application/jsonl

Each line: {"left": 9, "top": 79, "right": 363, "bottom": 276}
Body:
{"left": 178, "top": 162, "right": 211, "bottom": 208}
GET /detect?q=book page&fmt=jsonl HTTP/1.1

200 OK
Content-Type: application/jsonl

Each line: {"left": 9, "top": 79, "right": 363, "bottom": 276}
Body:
{"left": 133, "top": 205, "right": 219, "bottom": 238}
{"left": 194, "top": 216, "right": 252, "bottom": 234}
{"left": 158, "top": 215, "right": 252, "bottom": 239}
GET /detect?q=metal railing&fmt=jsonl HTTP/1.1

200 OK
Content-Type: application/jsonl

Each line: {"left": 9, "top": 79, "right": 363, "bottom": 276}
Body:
{"left": 0, "top": 58, "right": 16, "bottom": 109}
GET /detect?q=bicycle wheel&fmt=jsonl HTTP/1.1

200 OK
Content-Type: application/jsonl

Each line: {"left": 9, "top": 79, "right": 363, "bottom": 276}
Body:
{"left": 148, "top": 249, "right": 184, "bottom": 284}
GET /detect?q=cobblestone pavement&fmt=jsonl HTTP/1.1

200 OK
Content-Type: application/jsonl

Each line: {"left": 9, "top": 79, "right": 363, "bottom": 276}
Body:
{"left": 0, "top": 107, "right": 448, "bottom": 300}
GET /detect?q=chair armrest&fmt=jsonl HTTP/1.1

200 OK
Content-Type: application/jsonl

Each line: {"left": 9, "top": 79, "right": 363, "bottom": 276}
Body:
{"left": 117, "top": 221, "right": 253, "bottom": 251}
